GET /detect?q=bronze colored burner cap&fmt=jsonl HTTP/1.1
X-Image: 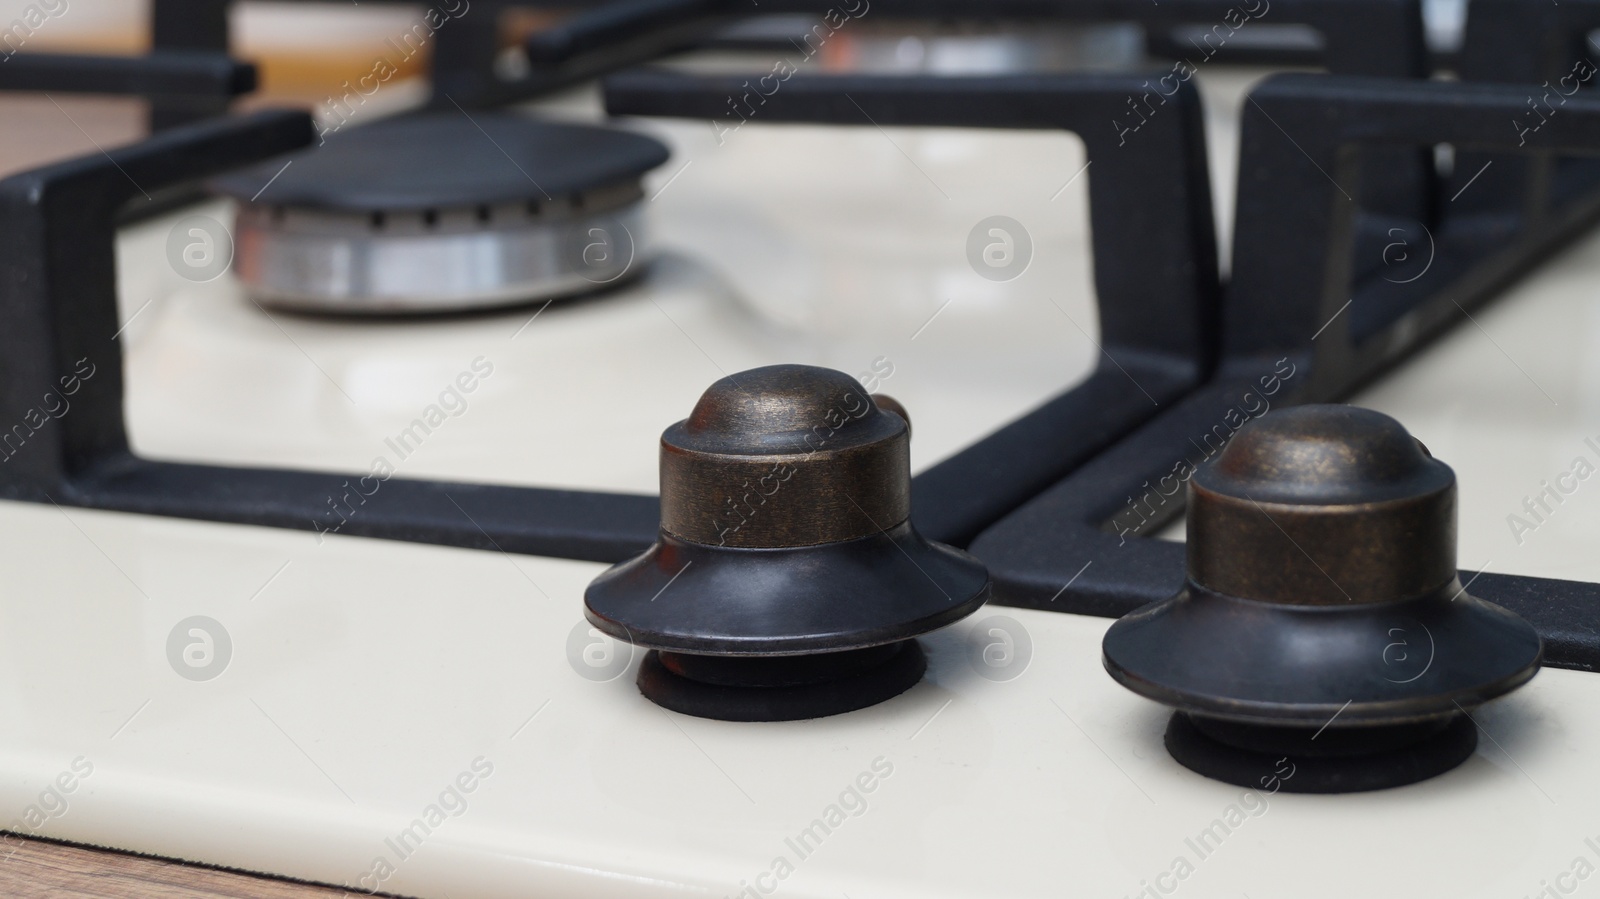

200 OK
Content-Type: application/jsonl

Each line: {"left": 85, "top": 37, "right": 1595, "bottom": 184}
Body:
{"left": 666, "top": 364, "right": 903, "bottom": 457}
{"left": 1103, "top": 404, "right": 1541, "bottom": 730}
{"left": 585, "top": 363, "right": 989, "bottom": 657}
{"left": 659, "top": 364, "right": 910, "bottom": 549}
{"left": 1189, "top": 404, "right": 1456, "bottom": 605}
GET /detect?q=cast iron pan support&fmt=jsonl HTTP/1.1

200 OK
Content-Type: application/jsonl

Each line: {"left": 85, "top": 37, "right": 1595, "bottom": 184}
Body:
{"left": 0, "top": 50, "right": 258, "bottom": 223}
{"left": 605, "top": 69, "right": 1221, "bottom": 547}
{"left": 0, "top": 111, "right": 663, "bottom": 563}
{"left": 1451, "top": 0, "right": 1600, "bottom": 231}
{"left": 146, "top": 0, "right": 731, "bottom": 113}
{"left": 971, "top": 73, "right": 1600, "bottom": 671}
{"left": 545, "top": 0, "right": 1427, "bottom": 77}
{"left": 0, "top": 51, "right": 254, "bottom": 104}
{"left": 568, "top": 0, "right": 1430, "bottom": 227}
{"left": 0, "top": 71, "right": 1222, "bottom": 563}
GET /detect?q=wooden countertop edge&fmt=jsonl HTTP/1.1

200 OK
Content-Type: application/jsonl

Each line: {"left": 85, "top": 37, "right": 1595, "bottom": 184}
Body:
{"left": 0, "top": 831, "right": 415, "bottom": 899}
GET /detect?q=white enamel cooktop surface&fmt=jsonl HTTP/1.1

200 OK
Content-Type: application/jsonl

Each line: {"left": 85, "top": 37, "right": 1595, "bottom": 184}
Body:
{"left": 1350, "top": 221, "right": 1600, "bottom": 583}
{"left": 117, "top": 85, "right": 1103, "bottom": 495}
{"left": 1, "top": 502, "right": 1593, "bottom": 899}
{"left": 8, "top": 50, "right": 1600, "bottom": 898}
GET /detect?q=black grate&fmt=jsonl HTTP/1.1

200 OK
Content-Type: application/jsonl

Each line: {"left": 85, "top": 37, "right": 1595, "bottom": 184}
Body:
{"left": 972, "top": 74, "right": 1600, "bottom": 672}
{"left": 3, "top": 0, "right": 1600, "bottom": 672}
{"left": 0, "top": 70, "right": 1218, "bottom": 563}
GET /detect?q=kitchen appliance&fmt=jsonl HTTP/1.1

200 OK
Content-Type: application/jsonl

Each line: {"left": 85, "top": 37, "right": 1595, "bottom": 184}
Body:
{"left": 1, "top": 1, "right": 1598, "bottom": 896}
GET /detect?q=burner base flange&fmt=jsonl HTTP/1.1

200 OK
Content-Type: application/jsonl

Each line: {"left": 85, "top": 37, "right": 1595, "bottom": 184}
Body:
{"left": 637, "top": 641, "right": 926, "bottom": 722}
{"left": 1164, "top": 711, "right": 1478, "bottom": 793}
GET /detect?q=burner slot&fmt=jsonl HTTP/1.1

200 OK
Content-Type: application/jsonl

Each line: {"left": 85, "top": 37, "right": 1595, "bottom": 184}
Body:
{"left": 249, "top": 187, "right": 642, "bottom": 236}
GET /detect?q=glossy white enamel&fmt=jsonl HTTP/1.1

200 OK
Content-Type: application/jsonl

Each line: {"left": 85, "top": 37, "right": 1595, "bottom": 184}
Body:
{"left": 1352, "top": 222, "right": 1600, "bottom": 583}
{"left": 120, "top": 87, "right": 1102, "bottom": 495}
{"left": 0, "top": 502, "right": 1588, "bottom": 899}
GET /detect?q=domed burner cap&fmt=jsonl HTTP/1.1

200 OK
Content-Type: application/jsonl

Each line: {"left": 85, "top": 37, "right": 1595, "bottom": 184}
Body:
{"left": 212, "top": 113, "right": 670, "bottom": 313}
{"left": 1103, "top": 404, "right": 1541, "bottom": 791}
{"left": 214, "top": 113, "right": 669, "bottom": 213}
{"left": 585, "top": 364, "right": 990, "bottom": 721}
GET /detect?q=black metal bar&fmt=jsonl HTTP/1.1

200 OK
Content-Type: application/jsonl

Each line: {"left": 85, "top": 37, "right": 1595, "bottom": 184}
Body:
{"left": 0, "top": 5, "right": 247, "bottom": 133}
{"left": 71, "top": 457, "right": 658, "bottom": 563}
{"left": 913, "top": 368, "right": 1193, "bottom": 548}
{"left": 971, "top": 73, "right": 1600, "bottom": 671}
{"left": 606, "top": 69, "right": 1220, "bottom": 546}
{"left": 0, "top": 50, "right": 255, "bottom": 98}
{"left": 1143, "top": 24, "right": 1324, "bottom": 69}
{"left": 150, "top": 0, "right": 230, "bottom": 50}
{"left": 146, "top": 0, "right": 237, "bottom": 129}
{"left": 427, "top": 11, "right": 512, "bottom": 107}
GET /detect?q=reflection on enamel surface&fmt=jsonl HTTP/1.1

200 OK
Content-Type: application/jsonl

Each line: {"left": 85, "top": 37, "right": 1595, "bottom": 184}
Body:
{"left": 119, "top": 112, "right": 1099, "bottom": 497}
{"left": 0, "top": 501, "right": 1590, "bottom": 897}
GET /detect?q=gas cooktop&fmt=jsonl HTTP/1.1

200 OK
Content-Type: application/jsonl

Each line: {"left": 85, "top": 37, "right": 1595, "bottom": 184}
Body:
{"left": 3, "top": 1, "right": 1600, "bottom": 897}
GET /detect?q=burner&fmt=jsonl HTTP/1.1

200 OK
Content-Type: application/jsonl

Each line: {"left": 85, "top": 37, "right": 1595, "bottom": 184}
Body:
{"left": 1102, "top": 405, "right": 1542, "bottom": 792}
{"left": 213, "top": 113, "right": 670, "bottom": 313}
{"left": 584, "top": 364, "right": 990, "bottom": 721}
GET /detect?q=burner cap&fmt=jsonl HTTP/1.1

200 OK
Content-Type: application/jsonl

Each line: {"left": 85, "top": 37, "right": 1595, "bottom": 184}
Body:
{"left": 211, "top": 114, "right": 671, "bottom": 314}
{"left": 585, "top": 364, "right": 990, "bottom": 721}
{"left": 215, "top": 113, "right": 669, "bottom": 211}
{"left": 660, "top": 363, "right": 912, "bottom": 551}
{"left": 1103, "top": 404, "right": 1541, "bottom": 791}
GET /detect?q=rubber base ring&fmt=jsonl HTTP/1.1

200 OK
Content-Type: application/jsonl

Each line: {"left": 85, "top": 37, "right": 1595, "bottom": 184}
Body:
{"left": 1164, "top": 711, "right": 1478, "bottom": 793}
{"left": 637, "top": 641, "right": 926, "bottom": 722}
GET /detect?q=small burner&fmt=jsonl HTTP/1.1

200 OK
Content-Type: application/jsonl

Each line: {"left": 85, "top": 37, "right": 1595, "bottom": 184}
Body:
{"left": 213, "top": 113, "right": 670, "bottom": 313}
{"left": 1102, "top": 405, "right": 1542, "bottom": 793}
{"left": 585, "top": 364, "right": 990, "bottom": 721}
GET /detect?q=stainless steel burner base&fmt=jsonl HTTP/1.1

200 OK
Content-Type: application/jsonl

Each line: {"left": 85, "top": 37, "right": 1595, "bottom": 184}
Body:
{"left": 231, "top": 189, "right": 646, "bottom": 314}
